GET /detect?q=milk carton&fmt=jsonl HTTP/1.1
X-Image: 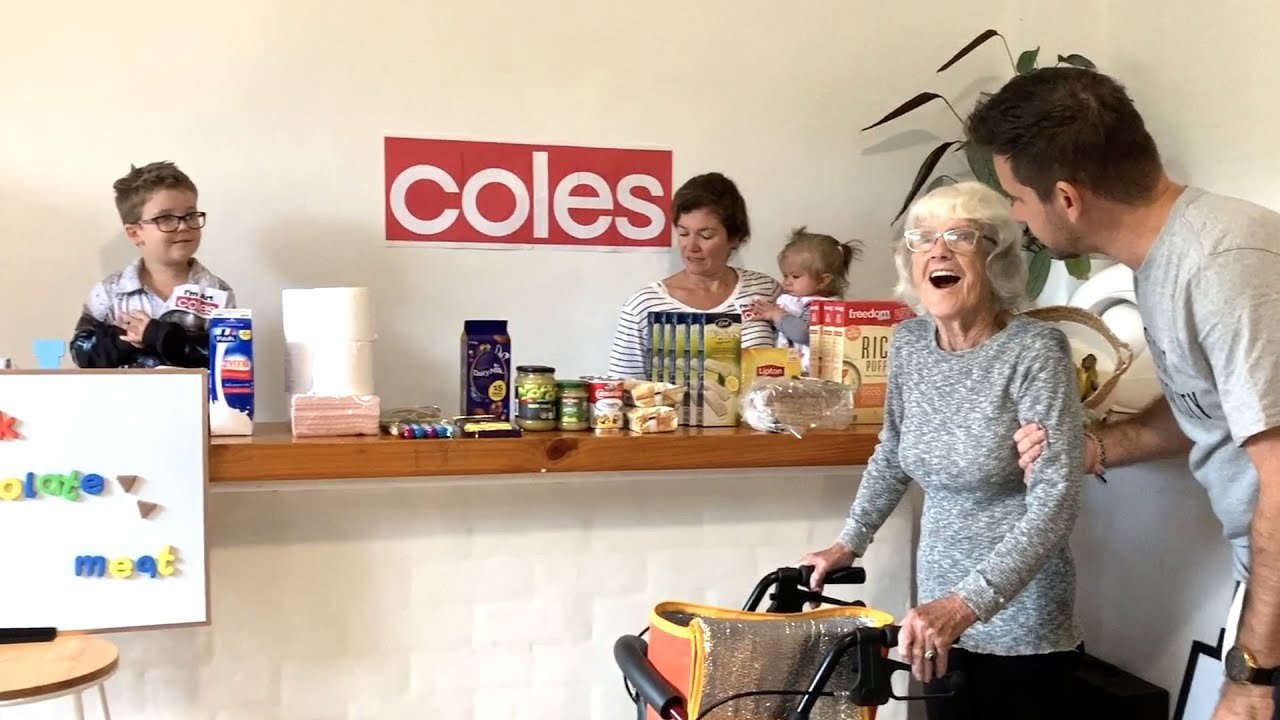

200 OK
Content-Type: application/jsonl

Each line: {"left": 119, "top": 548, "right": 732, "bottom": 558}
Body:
{"left": 209, "top": 309, "right": 254, "bottom": 436}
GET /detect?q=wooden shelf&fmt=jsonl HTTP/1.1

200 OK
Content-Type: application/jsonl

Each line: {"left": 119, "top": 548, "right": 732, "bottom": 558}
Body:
{"left": 208, "top": 422, "right": 881, "bottom": 483}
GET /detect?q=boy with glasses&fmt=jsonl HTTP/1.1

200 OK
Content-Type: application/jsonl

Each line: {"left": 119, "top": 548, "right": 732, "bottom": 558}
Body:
{"left": 71, "top": 161, "right": 236, "bottom": 368}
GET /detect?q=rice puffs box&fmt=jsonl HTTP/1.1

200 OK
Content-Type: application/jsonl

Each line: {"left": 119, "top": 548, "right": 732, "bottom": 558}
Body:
{"left": 823, "top": 301, "right": 915, "bottom": 424}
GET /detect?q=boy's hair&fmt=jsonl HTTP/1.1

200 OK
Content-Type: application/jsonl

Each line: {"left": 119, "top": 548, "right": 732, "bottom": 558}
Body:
{"left": 671, "top": 172, "right": 751, "bottom": 243}
{"left": 965, "top": 67, "right": 1162, "bottom": 204}
{"left": 112, "top": 161, "right": 198, "bottom": 224}
{"left": 778, "top": 226, "right": 863, "bottom": 297}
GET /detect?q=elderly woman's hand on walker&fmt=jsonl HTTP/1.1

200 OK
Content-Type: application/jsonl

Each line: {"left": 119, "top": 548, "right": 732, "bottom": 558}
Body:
{"left": 896, "top": 594, "right": 979, "bottom": 683}
{"left": 801, "top": 542, "right": 979, "bottom": 683}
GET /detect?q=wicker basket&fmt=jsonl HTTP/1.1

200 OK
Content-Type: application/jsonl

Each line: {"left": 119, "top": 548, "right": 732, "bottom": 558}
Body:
{"left": 1022, "top": 304, "right": 1135, "bottom": 420}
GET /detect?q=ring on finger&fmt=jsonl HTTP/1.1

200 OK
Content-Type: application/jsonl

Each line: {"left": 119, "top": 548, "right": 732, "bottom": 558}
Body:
{"left": 924, "top": 649, "right": 937, "bottom": 661}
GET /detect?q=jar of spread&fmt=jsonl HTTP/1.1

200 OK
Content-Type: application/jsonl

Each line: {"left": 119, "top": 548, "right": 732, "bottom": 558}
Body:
{"left": 514, "top": 365, "right": 558, "bottom": 431}
{"left": 556, "top": 380, "right": 589, "bottom": 431}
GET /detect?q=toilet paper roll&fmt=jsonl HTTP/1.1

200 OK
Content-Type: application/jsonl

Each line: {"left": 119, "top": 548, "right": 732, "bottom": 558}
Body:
{"left": 285, "top": 340, "right": 376, "bottom": 396}
{"left": 282, "top": 287, "right": 376, "bottom": 343}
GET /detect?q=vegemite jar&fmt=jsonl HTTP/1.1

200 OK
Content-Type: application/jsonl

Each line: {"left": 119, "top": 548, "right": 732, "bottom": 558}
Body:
{"left": 556, "top": 380, "right": 589, "bottom": 431}
{"left": 514, "top": 365, "right": 558, "bottom": 431}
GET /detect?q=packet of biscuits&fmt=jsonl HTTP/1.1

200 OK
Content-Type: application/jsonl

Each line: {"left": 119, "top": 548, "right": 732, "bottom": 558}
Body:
{"left": 622, "top": 379, "right": 684, "bottom": 408}
{"left": 625, "top": 405, "right": 679, "bottom": 434}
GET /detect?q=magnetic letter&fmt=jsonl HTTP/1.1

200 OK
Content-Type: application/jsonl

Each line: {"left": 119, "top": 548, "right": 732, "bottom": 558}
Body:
{"left": 135, "top": 555, "right": 158, "bottom": 578}
{"left": 109, "top": 557, "right": 133, "bottom": 578}
{"left": 37, "top": 474, "right": 60, "bottom": 497}
{"left": 74, "top": 555, "right": 107, "bottom": 577}
{"left": 80, "top": 473, "right": 104, "bottom": 496}
{"left": 23, "top": 472, "right": 35, "bottom": 498}
{"left": 0, "top": 478, "right": 20, "bottom": 500}
{"left": 60, "top": 471, "right": 79, "bottom": 501}
{"left": 156, "top": 545, "right": 177, "bottom": 577}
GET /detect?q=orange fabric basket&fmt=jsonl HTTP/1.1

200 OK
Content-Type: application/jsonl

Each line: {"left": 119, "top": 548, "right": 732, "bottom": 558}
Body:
{"left": 644, "top": 600, "right": 896, "bottom": 720}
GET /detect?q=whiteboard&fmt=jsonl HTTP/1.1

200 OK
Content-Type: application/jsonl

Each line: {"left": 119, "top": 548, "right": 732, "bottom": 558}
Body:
{"left": 0, "top": 369, "right": 209, "bottom": 632}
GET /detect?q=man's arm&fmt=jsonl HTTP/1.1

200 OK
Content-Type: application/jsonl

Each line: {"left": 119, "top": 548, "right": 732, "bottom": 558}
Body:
{"left": 1089, "top": 395, "right": 1194, "bottom": 473}
{"left": 1015, "top": 393, "right": 1191, "bottom": 474}
{"left": 1238, "top": 427, "right": 1280, "bottom": 667}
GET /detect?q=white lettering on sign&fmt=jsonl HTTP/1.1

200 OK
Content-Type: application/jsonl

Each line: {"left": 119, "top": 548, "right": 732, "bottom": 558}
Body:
{"left": 384, "top": 138, "right": 673, "bottom": 249}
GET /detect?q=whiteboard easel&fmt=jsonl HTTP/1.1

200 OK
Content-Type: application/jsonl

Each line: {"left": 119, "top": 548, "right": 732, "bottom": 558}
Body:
{"left": 0, "top": 369, "right": 210, "bottom": 633}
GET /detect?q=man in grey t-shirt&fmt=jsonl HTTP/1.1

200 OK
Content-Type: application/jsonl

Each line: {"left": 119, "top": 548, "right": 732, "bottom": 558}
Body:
{"left": 968, "top": 68, "right": 1279, "bottom": 719}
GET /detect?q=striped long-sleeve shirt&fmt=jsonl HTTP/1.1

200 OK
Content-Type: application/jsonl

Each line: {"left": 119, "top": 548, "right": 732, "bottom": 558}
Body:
{"left": 607, "top": 268, "right": 781, "bottom": 378}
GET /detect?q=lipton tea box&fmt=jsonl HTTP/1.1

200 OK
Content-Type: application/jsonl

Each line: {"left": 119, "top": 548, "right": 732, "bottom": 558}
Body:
{"left": 743, "top": 347, "right": 803, "bottom": 381}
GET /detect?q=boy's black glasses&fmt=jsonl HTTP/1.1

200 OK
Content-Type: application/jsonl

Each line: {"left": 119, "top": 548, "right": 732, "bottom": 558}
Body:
{"left": 138, "top": 212, "right": 207, "bottom": 232}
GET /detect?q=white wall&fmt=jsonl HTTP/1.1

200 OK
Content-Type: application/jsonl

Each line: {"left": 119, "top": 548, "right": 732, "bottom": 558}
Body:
{"left": 6, "top": 1, "right": 1265, "bottom": 718}
{"left": 4, "top": 469, "right": 916, "bottom": 720}
{"left": 2, "top": 1, "right": 965, "bottom": 718}
{"left": 0, "top": 0, "right": 1015, "bottom": 420}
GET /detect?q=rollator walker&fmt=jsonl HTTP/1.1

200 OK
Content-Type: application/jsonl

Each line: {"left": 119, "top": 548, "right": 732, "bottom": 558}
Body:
{"left": 613, "top": 565, "right": 960, "bottom": 719}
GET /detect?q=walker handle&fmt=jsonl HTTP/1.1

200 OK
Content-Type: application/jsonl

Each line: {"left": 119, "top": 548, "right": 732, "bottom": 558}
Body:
{"left": 798, "top": 564, "right": 866, "bottom": 586}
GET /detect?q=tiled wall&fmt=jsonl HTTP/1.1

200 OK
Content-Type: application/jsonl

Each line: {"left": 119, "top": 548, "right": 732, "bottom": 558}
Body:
{"left": 4, "top": 468, "right": 916, "bottom": 720}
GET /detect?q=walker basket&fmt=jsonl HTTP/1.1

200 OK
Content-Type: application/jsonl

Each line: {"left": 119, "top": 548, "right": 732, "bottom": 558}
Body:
{"left": 614, "top": 565, "right": 956, "bottom": 720}
{"left": 643, "top": 601, "right": 894, "bottom": 720}
{"left": 1022, "top": 305, "right": 1135, "bottom": 421}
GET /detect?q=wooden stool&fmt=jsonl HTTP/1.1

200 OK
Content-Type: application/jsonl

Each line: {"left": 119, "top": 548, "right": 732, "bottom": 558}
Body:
{"left": 0, "top": 635, "right": 118, "bottom": 719}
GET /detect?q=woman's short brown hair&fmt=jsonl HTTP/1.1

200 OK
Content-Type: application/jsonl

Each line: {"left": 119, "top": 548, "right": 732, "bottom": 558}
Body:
{"left": 671, "top": 172, "right": 751, "bottom": 242}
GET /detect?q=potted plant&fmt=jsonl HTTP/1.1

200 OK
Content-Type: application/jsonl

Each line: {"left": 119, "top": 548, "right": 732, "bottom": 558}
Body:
{"left": 862, "top": 29, "right": 1097, "bottom": 300}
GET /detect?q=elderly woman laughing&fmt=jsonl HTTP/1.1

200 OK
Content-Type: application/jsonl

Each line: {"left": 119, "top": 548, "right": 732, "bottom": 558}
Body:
{"left": 800, "top": 181, "right": 1085, "bottom": 720}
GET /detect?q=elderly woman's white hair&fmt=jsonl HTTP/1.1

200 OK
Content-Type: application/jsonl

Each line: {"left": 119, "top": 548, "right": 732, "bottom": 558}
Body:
{"left": 892, "top": 181, "right": 1029, "bottom": 315}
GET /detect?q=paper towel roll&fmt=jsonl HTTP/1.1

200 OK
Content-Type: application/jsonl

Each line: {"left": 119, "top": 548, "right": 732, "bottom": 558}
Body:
{"left": 285, "top": 341, "right": 376, "bottom": 395}
{"left": 282, "top": 287, "right": 376, "bottom": 342}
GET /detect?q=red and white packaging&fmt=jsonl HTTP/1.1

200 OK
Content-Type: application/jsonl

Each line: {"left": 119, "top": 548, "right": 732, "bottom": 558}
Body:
{"left": 384, "top": 138, "right": 673, "bottom": 250}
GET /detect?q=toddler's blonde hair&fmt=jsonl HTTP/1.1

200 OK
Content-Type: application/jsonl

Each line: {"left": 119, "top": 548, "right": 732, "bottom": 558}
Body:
{"left": 778, "top": 226, "right": 863, "bottom": 297}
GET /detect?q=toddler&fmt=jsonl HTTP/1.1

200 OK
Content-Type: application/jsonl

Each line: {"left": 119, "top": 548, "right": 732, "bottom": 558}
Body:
{"left": 71, "top": 161, "right": 236, "bottom": 369}
{"left": 751, "top": 227, "right": 862, "bottom": 371}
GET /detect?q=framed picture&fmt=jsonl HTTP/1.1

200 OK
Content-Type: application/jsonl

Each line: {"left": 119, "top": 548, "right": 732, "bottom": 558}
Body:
{"left": 1174, "top": 628, "right": 1224, "bottom": 720}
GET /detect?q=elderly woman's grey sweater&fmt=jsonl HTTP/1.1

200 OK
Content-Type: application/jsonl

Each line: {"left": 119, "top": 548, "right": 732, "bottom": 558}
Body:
{"left": 838, "top": 314, "right": 1085, "bottom": 655}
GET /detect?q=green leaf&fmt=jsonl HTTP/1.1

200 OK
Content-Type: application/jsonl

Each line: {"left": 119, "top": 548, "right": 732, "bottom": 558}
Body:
{"left": 892, "top": 141, "right": 963, "bottom": 224}
{"left": 926, "top": 175, "right": 956, "bottom": 192}
{"left": 1016, "top": 47, "right": 1039, "bottom": 74}
{"left": 1065, "top": 255, "right": 1093, "bottom": 279}
{"left": 963, "top": 142, "right": 1003, "bottom": 194}
{"left": 1027, "top": 248, "right": 1051, "bottom": 299}
{"left": 937, "top": 29, "right": 1002, "bottom": 72}
{"left": 1057, "top": 53, "right": 1097, "bottom": 69}
{"left": 861, "top": 92, "right": 948, "bottom": 132}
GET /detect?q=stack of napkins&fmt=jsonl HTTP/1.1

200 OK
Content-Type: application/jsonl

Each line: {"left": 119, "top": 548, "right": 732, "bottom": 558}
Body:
{"left": 290, "top": 394, "right": 381, "bottom": 437}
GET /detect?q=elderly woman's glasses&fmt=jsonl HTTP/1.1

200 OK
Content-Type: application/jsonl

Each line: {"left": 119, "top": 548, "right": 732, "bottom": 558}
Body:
{"left": 139, "top": 212, "right": 207, "bottom": 232}
{"left": 903, "top": 228, "right": 991, "bottom": 253}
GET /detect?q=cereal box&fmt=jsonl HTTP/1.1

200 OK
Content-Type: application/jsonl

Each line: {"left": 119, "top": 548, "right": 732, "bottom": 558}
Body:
{"left": 824, "top": 302, "right": 916, "bottom": 423}
{"left": 807, "top": 299, "right": 827, "bottom": 378}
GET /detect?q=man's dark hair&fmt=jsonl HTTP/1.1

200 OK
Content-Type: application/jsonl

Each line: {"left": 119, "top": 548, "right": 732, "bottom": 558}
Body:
{"left": 671, "top": 172, "right": 751, "bottom": 242}
{"left": 965, "top": 67, "right": 1162, "bottom": 204}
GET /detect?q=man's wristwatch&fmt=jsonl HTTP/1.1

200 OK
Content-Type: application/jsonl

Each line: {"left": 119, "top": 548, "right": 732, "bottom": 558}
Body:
{"left": 1224, "top": 645, "right": 1279, "bottom": 687}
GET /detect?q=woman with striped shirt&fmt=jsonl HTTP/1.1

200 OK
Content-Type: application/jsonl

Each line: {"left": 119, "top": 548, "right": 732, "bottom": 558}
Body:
{"left": 607, "top": 172, "right": 782, "bottom": 378}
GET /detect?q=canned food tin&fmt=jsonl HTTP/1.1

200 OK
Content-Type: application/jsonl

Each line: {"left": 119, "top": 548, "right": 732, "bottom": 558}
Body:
{"left": 583, "top": 376, "right": 625, "bottom": 429}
